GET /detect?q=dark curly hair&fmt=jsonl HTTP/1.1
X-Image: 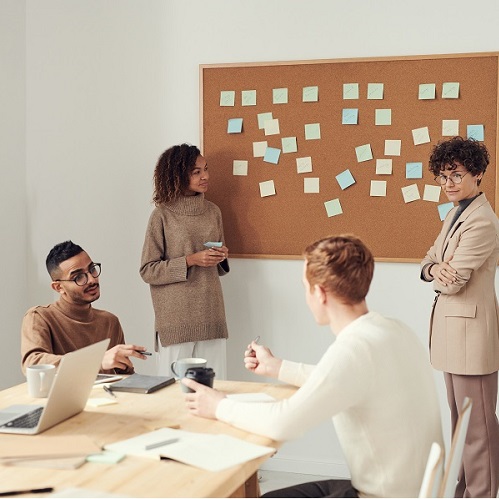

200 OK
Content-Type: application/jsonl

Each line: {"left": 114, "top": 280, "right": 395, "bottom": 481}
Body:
{"left": 153, "top": 144, "right": 201, "bottom": 204}
{"left": 429, "top": 136, "right": 489, "bottom": 186}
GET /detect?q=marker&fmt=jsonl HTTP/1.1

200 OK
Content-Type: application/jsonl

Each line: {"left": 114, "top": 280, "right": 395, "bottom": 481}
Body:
{"left": 135, "top": 350, "right": 152, "bottom": 356}
{"left": 103, "top": 385, "right": 116, "bottom": 398}
{"left": 145, "top": 438, "right": 179, "bottom": 450}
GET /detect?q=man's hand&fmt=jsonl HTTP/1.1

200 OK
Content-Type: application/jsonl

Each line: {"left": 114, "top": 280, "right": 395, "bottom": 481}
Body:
{"left": 182, "top": 379, "right": 225, "bottom": 419}
{"left": 244, "top": 342, "right": 282, "bottom": 379}
{"left": 101, "top": 344, "right": 148, "bottom": 371}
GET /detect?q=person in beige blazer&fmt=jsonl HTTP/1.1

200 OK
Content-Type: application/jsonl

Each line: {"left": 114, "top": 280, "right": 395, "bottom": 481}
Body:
{"left": 421, "top": 136, "right": 499, "bottom": 498}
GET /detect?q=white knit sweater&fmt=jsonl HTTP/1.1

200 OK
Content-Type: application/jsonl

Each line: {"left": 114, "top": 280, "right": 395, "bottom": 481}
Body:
{"left": 216, "top": 311, "right": 443, "bottom": 498}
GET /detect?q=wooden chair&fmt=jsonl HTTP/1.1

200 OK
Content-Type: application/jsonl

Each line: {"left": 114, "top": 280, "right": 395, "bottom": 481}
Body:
{"left": 439, "top": 397, "right": 473, "bottom": 498}
{"left": 419, "top": 442, "right": 445, "bottom": 497}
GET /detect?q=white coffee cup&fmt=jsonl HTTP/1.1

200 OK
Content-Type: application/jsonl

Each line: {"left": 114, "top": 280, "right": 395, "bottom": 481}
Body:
{"left": 171, "top": 357, "right": 207, "bottom": 380}
{"left": 26, "top": 364, "right": 56, "bottom": 398}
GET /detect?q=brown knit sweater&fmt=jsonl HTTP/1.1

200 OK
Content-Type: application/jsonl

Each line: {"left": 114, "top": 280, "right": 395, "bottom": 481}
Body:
{"left": 21, "top": 298, "right": 133, "bottom": 375}
{"left": 139, "top": 193, "right": 229, "bottom": 348}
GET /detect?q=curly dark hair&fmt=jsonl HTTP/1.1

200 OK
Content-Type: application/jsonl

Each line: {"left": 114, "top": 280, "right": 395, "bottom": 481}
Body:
{"left": 429, "top": 136, "right": 489, "bottom": 185}
{"left": 153, "top": 144, "right": 201, "bottom": 204}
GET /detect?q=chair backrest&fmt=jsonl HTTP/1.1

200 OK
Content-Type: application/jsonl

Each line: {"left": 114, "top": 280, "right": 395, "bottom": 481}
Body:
{"left": 439, "top": 397, "right": 473, "bottom": 498}
{"left": 419, "top": 442, "right": 445, "bottom": 498}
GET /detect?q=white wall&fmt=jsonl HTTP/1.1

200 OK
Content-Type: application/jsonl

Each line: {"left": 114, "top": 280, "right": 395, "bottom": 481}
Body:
{"left": 0, "top": 0, "right": 27, "bottom": 390}
{"left": 2, "top": 0, "right": 499, "bottom": 477}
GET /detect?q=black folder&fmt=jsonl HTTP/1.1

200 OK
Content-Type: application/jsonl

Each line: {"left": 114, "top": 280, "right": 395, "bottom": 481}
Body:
{"left": 109, "top": 374, "right": 175, "bottom": 394}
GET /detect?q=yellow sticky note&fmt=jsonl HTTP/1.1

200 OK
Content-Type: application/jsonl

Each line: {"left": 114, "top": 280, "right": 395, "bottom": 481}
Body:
{"left": 324, "top": 199, "right": 343, "bottom": 217}
{"left": 343, "top": 83, "right": 359, "bottom": 100}
{"left": 419, "top": 84, "right": 436, "bottom": 100}
{"left": 376, "top": 159, "right": 392, "bottom": 175}
{"left": 305, "top": 123, "right": 321, "bottom": 140}
{"left": 233, "top": 160, "right": 248, "bottom": 176}
{"left": 442, "top": 120, "right": 459, "bottom": 136}
{"left": 370, "top": 180, "right": 387, "bottom": 197}
{"left": 423, "top": 185, "right": 441, "bottom": 203}
{"left": 253, "top": 141, "right": 268, "bottom": 157}
{"left": 273, "top": 88, "right": 288, "bottom": 104}
{"left": 296, "top": 156, "right": 313, "bottom": 174}
{"left": 384, "top": 139, "right": 401, "bottom": 156}
{"left": 304, "top": 178, "right": 319, "bottom": 193}
{"left": 442, "top": 82, "right": 459, "bottom": 99}
{"left": 402, "top": 184, "right": 421, "bottom": 203}
{"left": 303, "top": 86, "right": 319, "bottom": 102}
{"left": 220, "top": 90, "right": 235, "bottom": 106}
{"left": 412, "top": 127, "right": 430, "bottom": 145}
{"left": 241, "top": 90, "right": 256, "bottom": 106}
{"left": 264, "top": 118, "right": 280, "bottom": 136}
{"left": 259, "top": 180, "right": 276, "bottom": 197}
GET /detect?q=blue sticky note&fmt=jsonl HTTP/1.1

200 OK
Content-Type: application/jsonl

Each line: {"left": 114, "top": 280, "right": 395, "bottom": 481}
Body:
{"left": 342, "top": 109, "right": 358, "bottom": 125}
{"left": 438, "top": 202, "right": 454, "bottom": 221}
{"left": 263, "top": 147, "right": 281, "bottom": 164}
{"left": 406, "top": 162, "right": 423, "bottom": 179}
{"left": 227, "top": 118, "right": 243, "bottom": 134}
{"left": 336, "top": 169, "right": 356, "bottom": 190}
{"left": 467, "top": 124, "right": 484, "bottom": 141}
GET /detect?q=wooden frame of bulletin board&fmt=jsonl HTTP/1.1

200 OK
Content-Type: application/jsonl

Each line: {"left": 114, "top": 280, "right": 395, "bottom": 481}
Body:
{"left": 200, "top": 52, "right": 499, "bottom": 262}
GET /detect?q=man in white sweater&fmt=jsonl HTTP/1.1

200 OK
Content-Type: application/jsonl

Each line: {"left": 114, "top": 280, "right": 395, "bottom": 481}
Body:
{"left": 183, "top": 234, "right": 443, "bottom": 498}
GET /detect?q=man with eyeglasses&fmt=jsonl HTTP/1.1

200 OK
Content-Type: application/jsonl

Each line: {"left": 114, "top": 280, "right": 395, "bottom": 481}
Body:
{"left": 21, "top": 240, "right": 148, "bottom": 375}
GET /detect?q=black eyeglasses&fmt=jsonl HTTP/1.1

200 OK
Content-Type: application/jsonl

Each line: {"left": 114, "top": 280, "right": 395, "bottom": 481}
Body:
{"left": 434, "top": 171, "right": 469, "bottom": 185}
{"left": 54, "top": 263, "right": 101, "bottom": 286}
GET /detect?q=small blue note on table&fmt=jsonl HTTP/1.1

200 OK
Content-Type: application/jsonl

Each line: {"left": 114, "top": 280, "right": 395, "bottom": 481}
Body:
{"left": 204, "top": 242, "right": 222, "bottom": 248}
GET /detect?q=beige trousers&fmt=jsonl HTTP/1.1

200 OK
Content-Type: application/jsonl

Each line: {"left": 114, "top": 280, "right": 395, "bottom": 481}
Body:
{"left": 444, "top": 371, "right": 499, "bottom": 498}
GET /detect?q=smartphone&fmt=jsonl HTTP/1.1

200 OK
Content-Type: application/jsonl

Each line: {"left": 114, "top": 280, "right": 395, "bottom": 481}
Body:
{"left": 204, "top": 241, "right": 223, "bottom": 248}
{"left": 94, "top": 374, "right": 123, "bottom": 385}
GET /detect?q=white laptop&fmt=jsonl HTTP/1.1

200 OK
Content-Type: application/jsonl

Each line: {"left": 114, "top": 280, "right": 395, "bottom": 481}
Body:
{"left": 0, "top": 338, "right": 109, "bottom": 434}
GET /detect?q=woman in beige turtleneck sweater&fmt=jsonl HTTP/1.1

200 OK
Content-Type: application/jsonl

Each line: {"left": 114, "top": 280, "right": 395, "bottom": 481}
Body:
{"left": 140, "top": 144, "right": 230, "bottom": 379}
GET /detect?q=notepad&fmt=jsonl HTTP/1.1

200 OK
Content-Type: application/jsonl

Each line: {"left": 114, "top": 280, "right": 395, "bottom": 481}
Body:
{"left": 104, "top": 427, "right": 275, "bottom": 472}
{"left": 110, "top": 374, "right": 175, "bottom": 394}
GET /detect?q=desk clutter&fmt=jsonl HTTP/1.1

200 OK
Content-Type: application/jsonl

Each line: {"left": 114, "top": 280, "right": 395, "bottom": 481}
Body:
{"left": 0, "top": 379, "right": 284, "bottom": 497}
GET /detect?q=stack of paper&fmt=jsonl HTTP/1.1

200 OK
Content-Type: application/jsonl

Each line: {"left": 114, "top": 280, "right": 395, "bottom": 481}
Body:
{"left": 104, "top": 428, "right": 275, "bottom": 472}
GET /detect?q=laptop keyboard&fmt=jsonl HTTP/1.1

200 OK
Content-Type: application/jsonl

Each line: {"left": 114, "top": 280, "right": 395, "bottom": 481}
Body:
{"left": 0, "top": 407, "right": 43, "bottom": 428}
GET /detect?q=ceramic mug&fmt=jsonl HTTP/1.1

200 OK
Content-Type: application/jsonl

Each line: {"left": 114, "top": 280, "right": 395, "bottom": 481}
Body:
{"left": 170, "top": 357, "right": 207, "bottom": 381}
{"left": 183, "top": 367, "right": 215, "bottom": 393}
{"left": 26, "top": 364, "right": 56, "bottom": 398}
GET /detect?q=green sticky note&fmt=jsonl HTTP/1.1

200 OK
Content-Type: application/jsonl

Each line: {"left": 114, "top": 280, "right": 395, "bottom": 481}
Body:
{"left": 86, "top": 451, "right": 125, "bottom": 464}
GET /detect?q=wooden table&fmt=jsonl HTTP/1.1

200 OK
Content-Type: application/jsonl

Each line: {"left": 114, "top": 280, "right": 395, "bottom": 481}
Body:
{"left": 0, "top": 380, "right": 296, "bottom": 498}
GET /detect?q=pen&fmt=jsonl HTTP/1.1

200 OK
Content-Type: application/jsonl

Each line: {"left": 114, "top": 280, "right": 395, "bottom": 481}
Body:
{"left": 0, "top": 487, "right": 54, "bottom": 497}
{"left": 249, "top": 335, "right": 260, "bottom": 353}
{"left": 135, "top": 350, "right": 152, "bottom": 356}
{"left": 145, "top": 437, "right": 179, "bottom": 450}
{"left": 103, "top": 385, "right": 116, "bottom": 398}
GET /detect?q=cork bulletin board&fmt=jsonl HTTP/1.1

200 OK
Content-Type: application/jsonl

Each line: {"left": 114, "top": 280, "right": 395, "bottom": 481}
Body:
{"left": 200, "top": 53, "right": 499, "bottom": 261}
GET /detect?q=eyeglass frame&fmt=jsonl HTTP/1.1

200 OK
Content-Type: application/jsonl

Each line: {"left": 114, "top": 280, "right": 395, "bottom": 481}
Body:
{"left": 53, "top": 263, "right": 102, "bottom": 287}
{"left": 434, "top": 171, "right": 470, "bottom": 186}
